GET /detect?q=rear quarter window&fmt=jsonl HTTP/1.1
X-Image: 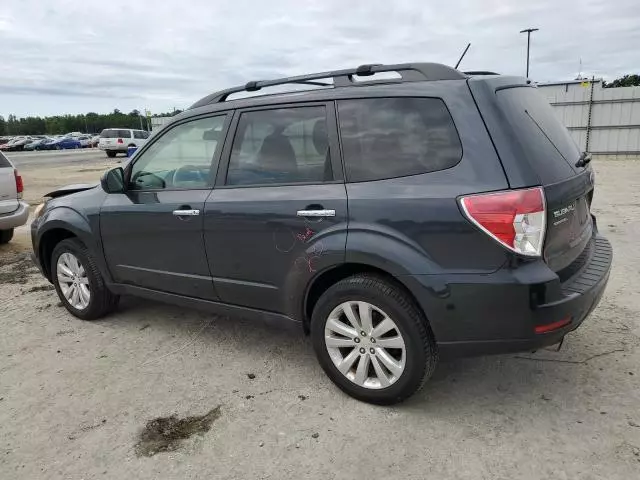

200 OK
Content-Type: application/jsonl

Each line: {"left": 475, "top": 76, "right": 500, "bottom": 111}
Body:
{"left": 337, "top": 97, "right": 462, "bottom": 182}
{"left": 0, "top": 152, "right": 11, "bottom": 168}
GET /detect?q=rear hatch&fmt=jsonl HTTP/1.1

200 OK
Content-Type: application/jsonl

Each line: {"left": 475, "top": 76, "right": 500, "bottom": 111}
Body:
{"left": 99, "top": 129, "right": 130, "bottom": 148}
{"left": 0, "top": 153, "right": 19, "bottom": 214}
{"left": 494, "top": 85, "right": 594, "bottom": 273}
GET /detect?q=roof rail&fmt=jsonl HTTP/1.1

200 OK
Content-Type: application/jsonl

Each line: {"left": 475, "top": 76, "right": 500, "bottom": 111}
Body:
{"left": 189, "top": 62, "right": 466, "bottom": 109}
{"left": 464, "top": 71, "right": 500, "bottom": 76}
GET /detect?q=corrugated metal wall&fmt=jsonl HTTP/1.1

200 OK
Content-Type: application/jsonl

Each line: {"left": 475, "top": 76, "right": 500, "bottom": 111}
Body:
{"left": 538, "top": 80, "right": 640, "bottom": 157}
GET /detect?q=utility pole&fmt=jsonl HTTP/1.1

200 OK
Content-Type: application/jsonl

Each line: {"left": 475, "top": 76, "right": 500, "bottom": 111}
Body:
{"left": 520, "top": 28, "right": 539, "bottom": 78}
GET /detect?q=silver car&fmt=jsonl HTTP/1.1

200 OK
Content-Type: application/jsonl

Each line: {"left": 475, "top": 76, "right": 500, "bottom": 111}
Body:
{"left": 0, "top": 152, "right": 29, "bottom": 243}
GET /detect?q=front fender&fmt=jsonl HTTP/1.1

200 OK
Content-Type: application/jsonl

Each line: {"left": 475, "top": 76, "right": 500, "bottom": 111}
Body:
{"left": 35, "top": 206, "right": 111, "bottom": 283}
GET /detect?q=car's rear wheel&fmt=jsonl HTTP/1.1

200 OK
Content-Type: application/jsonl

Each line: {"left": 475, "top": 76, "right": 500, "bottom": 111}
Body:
{"left": 0, "top": 228, "right": 14, "bottom": 244}
{"left": 106, "top": 151, "right": 116, "bottom": 158}
{"left": 51, "top": 238, "right": 119, "bottom": 320}
{"left": 311, "top": 274, "right": 438, "bottom": 405}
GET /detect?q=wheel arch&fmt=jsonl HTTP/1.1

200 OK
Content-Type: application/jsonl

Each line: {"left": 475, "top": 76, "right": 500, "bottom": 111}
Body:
{"left": 36, "top": 208, "right": 110, "bottom": 283}
{"left": 303, "top": 263, "right": 436, "bottom": 340}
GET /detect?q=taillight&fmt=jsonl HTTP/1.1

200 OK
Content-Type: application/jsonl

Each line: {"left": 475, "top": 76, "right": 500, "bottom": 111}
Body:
{"left": 117, "top": 138, "right": 123, "bottom": 144}
{"left": 460, "top": 187, "right": 546, "bottom": 256}
{"left": 14, "top": 169, "right": 23, "bottom": 199}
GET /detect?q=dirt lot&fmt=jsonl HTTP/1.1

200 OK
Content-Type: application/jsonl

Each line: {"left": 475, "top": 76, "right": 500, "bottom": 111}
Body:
{"left": 1, "top": 155, "right": 639, "bottom": 479}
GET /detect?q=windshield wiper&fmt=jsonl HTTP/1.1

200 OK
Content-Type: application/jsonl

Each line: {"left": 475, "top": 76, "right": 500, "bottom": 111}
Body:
{"left": 575, "top": 151, "right": 592, "bottom": 168}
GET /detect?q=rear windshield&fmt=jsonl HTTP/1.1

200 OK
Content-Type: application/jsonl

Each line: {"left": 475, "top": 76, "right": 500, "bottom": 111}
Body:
{"left": 496, "top": 87, "right": 579, "bottom": 183}
{"left": 100, "top": 129, "right": 131, "bottom": 138}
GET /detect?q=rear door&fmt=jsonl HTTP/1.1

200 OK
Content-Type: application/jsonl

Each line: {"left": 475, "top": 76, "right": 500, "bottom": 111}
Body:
{"left": 204, "top": 102, "right": 347, "bottom": 315}
{"left": 0, "top": 153, "right": 18, "bottom": 214}
{"left": 494, "top": 86, "right": 594, "bottom": 272}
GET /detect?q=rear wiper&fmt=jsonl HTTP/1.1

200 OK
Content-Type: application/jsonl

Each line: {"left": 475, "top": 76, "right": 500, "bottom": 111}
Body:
{"left": 575, "top": 152, "right": 592, "bottom": 168}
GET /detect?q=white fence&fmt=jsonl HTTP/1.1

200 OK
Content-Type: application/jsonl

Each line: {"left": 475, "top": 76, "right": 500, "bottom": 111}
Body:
{"left": 538, "top": 80, "right": 640, "bottom": 157}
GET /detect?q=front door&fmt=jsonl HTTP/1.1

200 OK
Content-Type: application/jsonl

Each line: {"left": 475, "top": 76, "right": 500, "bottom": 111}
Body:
{"left": 100, "top": 114, "right": 229, "bottom": 300}
{"left": 204, "top": 103, "right": 348, "bottom": 316}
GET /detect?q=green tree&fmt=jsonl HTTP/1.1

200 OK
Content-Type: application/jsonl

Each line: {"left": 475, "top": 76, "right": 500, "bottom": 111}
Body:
{"left": 603, "top": 74, "right": 640, "bottom": 88}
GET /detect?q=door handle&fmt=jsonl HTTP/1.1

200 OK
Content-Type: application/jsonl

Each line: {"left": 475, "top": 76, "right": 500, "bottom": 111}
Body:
{"left": 296, "top": 209, "right": 336, "bottom": 217}
{"left": 172, "top": 209, "right": 200, "bottom": 216}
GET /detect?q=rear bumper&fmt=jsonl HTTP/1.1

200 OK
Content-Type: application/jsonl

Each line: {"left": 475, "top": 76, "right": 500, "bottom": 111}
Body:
{"left": 99, "top": 144, "right": 127, "bottom": 152}
{"left": 402, "top": 234, "right": 613, "bottom": 358}
{"left": 0, "top": 201, "right": 29, "bottom": 230}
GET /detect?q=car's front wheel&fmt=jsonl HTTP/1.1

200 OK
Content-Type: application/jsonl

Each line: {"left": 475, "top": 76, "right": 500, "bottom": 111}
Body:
{"left": 311, "top": 274, "right": 438, "bottom": 405}
{"left": 51, "top": 238, "right": 119, "bottom": 320}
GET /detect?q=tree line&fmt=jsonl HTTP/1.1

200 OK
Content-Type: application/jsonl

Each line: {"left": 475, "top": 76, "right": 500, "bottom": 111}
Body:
{"left": 602, "top": 74, "right": 640, "bottom": 88}
{"left": 0, "top": 109, "right": 182, "bottom": 136}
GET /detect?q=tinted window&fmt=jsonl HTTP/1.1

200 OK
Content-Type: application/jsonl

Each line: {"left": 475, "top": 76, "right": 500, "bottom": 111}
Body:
{"left": 337, "top": 97, "right": 462, "bottom": 182}
{"left": 0, "top": 152, "right": 10, "bottom": 168}
{"left": 226, "top": 106, "right": 332, "bottom": 186}
{"left": 100, "top": 129, "right": 131, "bottom": 138}
{"left": 129, "top": 116, "right": 225, "bottom": 190}
{"left": 133, "top": 130, "right": 147, "bottom": 139}
{"left": 496, "top": 87, "right": 579, "bottom": 183}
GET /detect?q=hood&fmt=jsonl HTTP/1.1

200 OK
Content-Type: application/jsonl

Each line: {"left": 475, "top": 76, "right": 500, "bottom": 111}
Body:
{"left": 45, "top": 183, "right": 98, "bottom": 198}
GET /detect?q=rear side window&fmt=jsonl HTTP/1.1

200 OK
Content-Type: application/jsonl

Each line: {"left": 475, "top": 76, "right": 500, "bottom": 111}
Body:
{"left": 133, "top": 130, "right": 148, "bottom": 139}
{"left": 0, "top": 152, "right": 10, "bottom": 168}
{"left": 100, "top": 129, "right": 132, "bottom": 138}
{"left": 226, "top": 106, "right": 332, "bottom": 186}
{"left": 496, "top": 87, "right": 579, "bottom": 183}
{"left": 337, "top": 97, "right": 462, "bottom": 182}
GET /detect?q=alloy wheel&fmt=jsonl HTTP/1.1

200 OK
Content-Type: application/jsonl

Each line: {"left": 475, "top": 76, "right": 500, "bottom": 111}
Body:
{"left": 56, "top": 252, "right": 91, "bottom": 310}
{"left": 324, "top": 301, "right": 406, "bottom": 389}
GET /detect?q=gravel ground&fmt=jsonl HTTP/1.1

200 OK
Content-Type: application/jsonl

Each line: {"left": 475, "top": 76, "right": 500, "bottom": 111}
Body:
{"left": 0, "top": 157, "right": 639, "bottom": 479}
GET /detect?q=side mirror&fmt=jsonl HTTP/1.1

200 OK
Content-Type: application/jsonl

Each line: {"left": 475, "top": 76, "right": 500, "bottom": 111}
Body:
{"left": 101, "top": 167, "right": 125, "bottom": 194}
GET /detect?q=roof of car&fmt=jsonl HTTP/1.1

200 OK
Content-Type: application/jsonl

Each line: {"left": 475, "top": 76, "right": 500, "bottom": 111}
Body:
{"left": 189, "top": 62, "right": 467, "bottom": 110}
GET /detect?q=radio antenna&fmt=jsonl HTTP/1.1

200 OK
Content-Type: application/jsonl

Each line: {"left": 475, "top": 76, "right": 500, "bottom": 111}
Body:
{"left": 455, "top": 43, "right": 471, "bottom": 69}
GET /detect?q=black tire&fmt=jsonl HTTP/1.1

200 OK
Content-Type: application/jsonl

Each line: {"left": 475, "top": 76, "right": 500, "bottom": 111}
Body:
{"left": 51, "top": 238, "right": 119, "bottom": 320}
{"left": 106, "top": 151, "right": 116, "bottom": 158}
{"left": 311, "top": 274, "right": 438, "bottom": 405}
{"left": 0, "top": 228, "right": 14, "bottom": 244}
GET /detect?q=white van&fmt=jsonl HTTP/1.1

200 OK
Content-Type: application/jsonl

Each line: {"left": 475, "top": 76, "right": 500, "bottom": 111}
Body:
{"left": 98, "top": 128, "right": 151, "bottom": 157}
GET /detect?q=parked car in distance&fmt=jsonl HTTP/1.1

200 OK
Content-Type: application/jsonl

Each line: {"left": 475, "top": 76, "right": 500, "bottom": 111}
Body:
{"left": 24, "top": 137, "right": 53, "bottom": 151}
{"left": 30, "top": 62, "right": 612, "bottom": 404}
{"left": 1, "top": 136, "right": 33, "bottom": 152}
{"left": 0, "top": 152, "right": 28, "bottom": 243}
{"left": 76, "top": 135, "right": 93, "bottom": 148}
{"left": 89, "top": 135, "right": 100, "bottom": 147}
{"left": 98, "top": 128, "right": 150, "bottom": 157}
{"left": 49, "top": 137, "right": 82, "bottom": 150}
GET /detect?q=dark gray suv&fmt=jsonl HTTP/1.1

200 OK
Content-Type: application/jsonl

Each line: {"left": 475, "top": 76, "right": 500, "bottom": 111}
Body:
{"left": 31, "top": 63, "right": 612, "bottom": 404}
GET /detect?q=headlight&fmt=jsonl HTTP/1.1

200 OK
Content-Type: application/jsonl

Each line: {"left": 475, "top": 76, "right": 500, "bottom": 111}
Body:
{"left": 33, "top": 201, "right": 47, "bottom": 219}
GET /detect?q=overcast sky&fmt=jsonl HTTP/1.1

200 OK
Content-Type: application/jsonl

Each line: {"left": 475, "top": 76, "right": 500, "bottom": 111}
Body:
{"left": 1, "top": 0, "right": 638, "bottom": 118}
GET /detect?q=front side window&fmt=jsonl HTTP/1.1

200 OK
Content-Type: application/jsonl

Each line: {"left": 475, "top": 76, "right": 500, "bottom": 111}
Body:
{"left": 129, "top": 115, "right": 226, "bottom": 190}
{"left": 337, "top": 98, "right": 462, "bottom": 182}
{"left": 133, "top": 130, "right": 147, "bottom": 139}
{"left": 226, "top": 106, "right": 332, "bottom": 186}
